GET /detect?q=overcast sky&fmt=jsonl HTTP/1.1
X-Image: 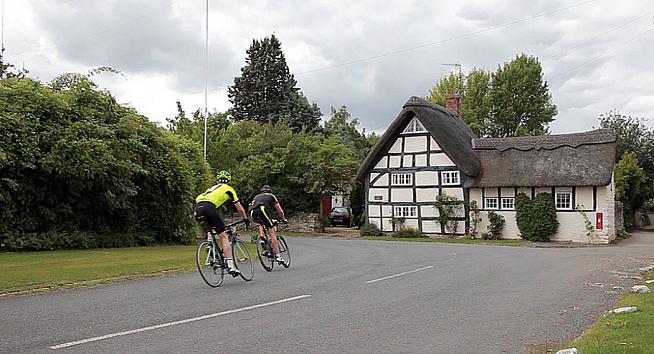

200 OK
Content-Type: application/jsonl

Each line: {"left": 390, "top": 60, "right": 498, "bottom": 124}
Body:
{"left": 4, "top": 0, "right": 654, "bottom": 134}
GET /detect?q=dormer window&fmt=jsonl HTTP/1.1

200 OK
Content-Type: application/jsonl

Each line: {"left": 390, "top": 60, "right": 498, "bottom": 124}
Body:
{"left": 402, "top": 117, "right": 426, "bottom": 134}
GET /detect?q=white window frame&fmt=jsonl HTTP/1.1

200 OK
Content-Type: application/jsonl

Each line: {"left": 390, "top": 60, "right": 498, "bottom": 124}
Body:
{"left": 555, "top": 192, "right": 572, "bottom": 210}
{"left": 441, "top": 171, "right": 460, "bottom": 186}
{"left": 484, "top": 197, "right": 498, "bottom": 210}
{"left": 394, "top": 206, "right": 417, "bottom": 218}
{"left": 402, "top": 118, "right": 426, "bottom": 134}
{"left": 501, "top": 197, "right": 515, "bottom": 210}
{"left": 391, "top": 173, "right": 413, "bottom": 186}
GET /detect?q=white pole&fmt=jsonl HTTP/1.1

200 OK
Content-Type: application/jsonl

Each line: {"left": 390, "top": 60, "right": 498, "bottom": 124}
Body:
{"left": 203, "top": 0, "right": 208, "bottom": 159}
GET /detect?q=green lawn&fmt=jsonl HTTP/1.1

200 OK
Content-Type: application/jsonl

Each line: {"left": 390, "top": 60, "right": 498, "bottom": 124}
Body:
{"left": 361, "top": 236, "right": 529, "bottom": 246}
{"left": 565, "top": 275, "right": 654, "bottom": 353}
{"left": 0, "top": 243, "right": 257, "bottom": 296}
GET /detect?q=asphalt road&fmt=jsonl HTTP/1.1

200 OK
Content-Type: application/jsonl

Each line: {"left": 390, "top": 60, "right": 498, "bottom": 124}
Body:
{"left": 2, "top": 232, "right": 654, "bottom": 354}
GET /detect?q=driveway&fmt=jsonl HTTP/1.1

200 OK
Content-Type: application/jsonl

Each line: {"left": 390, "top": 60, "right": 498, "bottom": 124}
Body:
{"left": 1, "top": 232, "right": 653, "bottom": 353}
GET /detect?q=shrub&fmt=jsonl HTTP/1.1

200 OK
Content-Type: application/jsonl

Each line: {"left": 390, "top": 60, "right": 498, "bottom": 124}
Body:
{"left": 468, "top": 200, "right": 482, "bottom": 239}
{"left": 482, "top": 211, "right": 505, "bottom": 240}
{"left": 434, "top": 194, "right": 464, "bottom": 236}
{"left": 392, "top": 228, "right": 426, "bottom": 238}
{"left": 515, "top": 192, "right": 559, "bottom": 241}
{"left": 0, "top": 231, "right": 156, "bottom": 252}
{"left": 359, "top": 223, "right": 384, "bottom": 236}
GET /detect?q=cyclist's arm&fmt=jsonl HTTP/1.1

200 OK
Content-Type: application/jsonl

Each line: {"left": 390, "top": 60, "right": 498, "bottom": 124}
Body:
{"left": 235, "top": 201, "right": 248, "bottom": 220}
{"left": 272, "top": 195, "right": 286, "bottom": 221}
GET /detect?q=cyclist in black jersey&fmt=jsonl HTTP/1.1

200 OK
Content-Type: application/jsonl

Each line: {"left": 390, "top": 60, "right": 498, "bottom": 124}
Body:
{"left": 249, "top": 185, "right": 287, "bottom": 263}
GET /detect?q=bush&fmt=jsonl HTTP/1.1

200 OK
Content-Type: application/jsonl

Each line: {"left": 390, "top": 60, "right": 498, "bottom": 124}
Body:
{"left": 515, "top": 192, "right": 559, "bottom": 241}
{"left": 0, "top": 231, "right": 156, "bottom": 252}
{"left": 482, "top": 211, "right": 505, "bottom": 240}
{"left": 359, "top": 223, "right": 384, "bottom": 236}
{"left": 392, "top": 228, "right": 427, "bottom": 238}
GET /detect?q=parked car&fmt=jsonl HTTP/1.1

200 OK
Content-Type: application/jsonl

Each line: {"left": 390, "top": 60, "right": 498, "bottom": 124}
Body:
{"left": 329, "top": 207, "right": 351, "bottom": 227}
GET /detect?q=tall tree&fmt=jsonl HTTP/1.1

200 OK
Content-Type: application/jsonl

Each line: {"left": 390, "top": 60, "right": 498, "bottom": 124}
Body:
{"left": 324, "top": 105, "right": 373, "bottom": 160}
{"left": 426, "top": 54, "right": 557, "bottom": 138}
{"left": 488, "top": 54, "right": 557, "bottom": 137}
{"left": 462, "top": 69, "right": 492, "bottom": 137}
{"left": 228, "top": 34, "right": 321, "bottom": 131}
{"left": 599, "top": 110, "right": 654, "bottom": 177}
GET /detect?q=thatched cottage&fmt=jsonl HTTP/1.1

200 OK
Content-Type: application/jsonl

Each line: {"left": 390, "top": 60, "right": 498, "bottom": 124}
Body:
{"left": 356, "top": 96, "right": 618, "bottom": 243}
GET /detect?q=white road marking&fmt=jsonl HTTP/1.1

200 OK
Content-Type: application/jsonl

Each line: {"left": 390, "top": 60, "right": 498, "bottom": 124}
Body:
{"left": 366, "top": 265, "right": 435, "bottom": 284}
{"left": 50, "top": 295, "right": 312, "bottom": 350}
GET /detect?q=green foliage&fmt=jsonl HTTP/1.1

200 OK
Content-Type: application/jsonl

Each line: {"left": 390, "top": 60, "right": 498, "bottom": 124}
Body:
{"left": 426, "top": 54, "right": 557, "bottom": 138}
{"left": 599, "top": 110, "right": 654, "bottom": 177}
{"left": 359, "top": 223, "right": 384, "bottom": 236}
{"left": 0, "top": 75, "right": 212, "bottom": 250}
{"left": 481, "top": 211, "right": 505, "bottom": 240}
{"left": 488, "top": 54, "right": 557, "bottom": 137}
{"left": 350, "top": 181, "right": 366, "bottom": 227}
{"left": 324, "top": 106, "right": 374, "bottom": 161}
{"left": 615, "top": 152, "right": 650, "bottom": 228}
{"left": 227, "top": 34, "right": 321, "bottom": 132}
{"left": 515, "top": 192, "right": 559, "bottom": 241}
{"left": 0, "top": 231, "right": 155, "bottom": 252}
{"left": 392, "top": 228, "right": 426, "bottom": 238}
{"left": 468, "top": 200, "right": 482, "bottom": 239}
{"left": 434, "top": 194, "right": 464, "bottom": 236}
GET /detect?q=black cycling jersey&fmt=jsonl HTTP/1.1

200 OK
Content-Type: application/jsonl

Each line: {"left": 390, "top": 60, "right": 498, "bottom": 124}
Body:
{"left": 248, "top": 193, "right": 279, "bottom": 211}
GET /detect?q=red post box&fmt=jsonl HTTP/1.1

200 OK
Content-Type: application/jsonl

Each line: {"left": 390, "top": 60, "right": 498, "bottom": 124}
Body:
{"left": 596, "top": 213, "right": 603, "bottom": 230}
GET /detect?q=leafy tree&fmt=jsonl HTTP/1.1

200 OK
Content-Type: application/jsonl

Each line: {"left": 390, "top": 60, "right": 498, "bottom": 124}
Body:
{"left": 462, "top": 69, "right": 492, "bottom": 137}
{"left": 228, "top": 34, "right": 321, "bottom": 132}
{"left": 599, "top": 110, "right": 654, "bottom": 177}
{"left": 615, "top": 152, "right": 650, "bottom": 227}
{"left": 0, "top": 74, "right": 211, "bottom": 249}
{"left": 426, "top": 72, "right": 462, "bottom": 106}
{"left": 426, "top": 55, "right": 557, "bottom": 138}
{"left": 324, "top": 105, "right": 374, "bottom": 160}
{"left": 488, "top": 54, "right": 557, "bottom": 137}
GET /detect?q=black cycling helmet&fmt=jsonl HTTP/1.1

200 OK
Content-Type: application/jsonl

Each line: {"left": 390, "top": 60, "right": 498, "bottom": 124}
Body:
{"left": 261, "top": 184, "right": 272, "bottom": 193}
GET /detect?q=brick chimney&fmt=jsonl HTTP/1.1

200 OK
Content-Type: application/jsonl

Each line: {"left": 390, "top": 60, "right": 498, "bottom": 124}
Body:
{"left": 445, "top": 94, "right": 461, "bottom": 115}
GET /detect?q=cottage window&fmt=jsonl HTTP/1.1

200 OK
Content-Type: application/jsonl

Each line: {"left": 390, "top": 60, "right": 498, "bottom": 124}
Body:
{"left": 501, "top": 198, "right": 515, "bottom": 210}
{"left": 484, "top": 197, "right": 498, "bottom": 210}
{"left": 391, "top": 173, "right": 413, "bottom": 186}
{"left": 441, "top": 171, "right": 460, "bottom": 185}
{"left": 394, "top": 206, "right": 417, "bottom": 217}
{"left": 555, "top": 192, "right": 572, "bottom": 210}
{"left": 402, "top": 118, "right": 426, "bottom": 134}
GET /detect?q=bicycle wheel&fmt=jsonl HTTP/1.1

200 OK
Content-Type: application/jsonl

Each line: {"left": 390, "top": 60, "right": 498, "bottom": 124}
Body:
{"left": 278, "top": 235, "right": 291, "bottom": 268}
{"left": 196, "top": 241, "right": 225, "bottom": 287}
{"left": 232, "top": 240, "right": 254, "bottom": 281}
{"left": 257, "top": 237, "right": 274, "bottom": 272}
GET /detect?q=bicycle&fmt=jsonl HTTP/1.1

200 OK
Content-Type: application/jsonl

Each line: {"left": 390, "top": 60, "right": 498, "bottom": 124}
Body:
{"left": 255, "top": 220, "right": 291, "bottom": 272}
{"left": 195, "top": 219, "right": 254, "bottom": 287}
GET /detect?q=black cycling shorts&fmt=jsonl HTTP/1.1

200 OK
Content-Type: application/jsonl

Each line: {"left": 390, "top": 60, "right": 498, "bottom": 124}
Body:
{"left": 194, "top": 201, "right": 226, "bottom": 234}
{"left": 249, "top": 206, "right": 274, "bottom": 230}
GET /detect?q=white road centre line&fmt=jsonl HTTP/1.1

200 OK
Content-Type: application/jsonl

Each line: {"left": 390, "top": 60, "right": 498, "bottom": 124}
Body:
{"left": 366, "top": 265, "right": 435, "bottom": 284}
{"left": 50, "top": 295, "right": 312, "bottom": 350}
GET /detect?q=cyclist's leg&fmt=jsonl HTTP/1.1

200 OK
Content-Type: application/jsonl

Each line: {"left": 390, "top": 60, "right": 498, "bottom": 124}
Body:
{"left": 258, "top": 206, "right": 281, "bottom": 256}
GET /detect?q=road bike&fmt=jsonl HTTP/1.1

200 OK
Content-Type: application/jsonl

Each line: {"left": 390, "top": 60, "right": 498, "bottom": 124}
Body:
{"left": 255, "top": 220, "right": 291, "bottom": 272}
{"left": 195, "top": 219, "right": 254, "bottom": 287}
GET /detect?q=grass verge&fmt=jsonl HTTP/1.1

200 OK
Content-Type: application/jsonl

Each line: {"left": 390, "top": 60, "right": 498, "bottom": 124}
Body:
{"left": 564, "top": 274, "right": 654, "bottom": 353}
{"left": 0, "top": 243, "right": 258, "bottom": 296}
{"left": 361, "top": 236, "right": 529, "bottom": 246}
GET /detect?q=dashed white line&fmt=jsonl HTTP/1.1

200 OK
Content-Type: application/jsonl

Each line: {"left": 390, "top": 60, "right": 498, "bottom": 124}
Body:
{"left": 50, "top": 295, "right": 311, "bottom": 350}
{"left": 366, "top": 265, "right": 435, "bottom": 284}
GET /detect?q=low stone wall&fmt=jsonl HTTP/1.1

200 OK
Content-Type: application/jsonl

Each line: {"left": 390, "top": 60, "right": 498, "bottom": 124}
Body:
{"left": 223, "top": 212, "right": 320, "bottom": 233}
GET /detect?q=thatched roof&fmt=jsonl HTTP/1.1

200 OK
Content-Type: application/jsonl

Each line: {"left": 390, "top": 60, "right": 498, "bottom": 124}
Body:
{"left": 464, "top": 129, "right": 617, "bottom": 187}
{"left": 356, "top": 96, "right": 480, "bottom": 181}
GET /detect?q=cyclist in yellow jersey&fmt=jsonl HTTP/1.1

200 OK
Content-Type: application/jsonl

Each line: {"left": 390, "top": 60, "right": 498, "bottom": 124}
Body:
{"left": 194, "top": 170, "right": 250, "bottom": 275}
